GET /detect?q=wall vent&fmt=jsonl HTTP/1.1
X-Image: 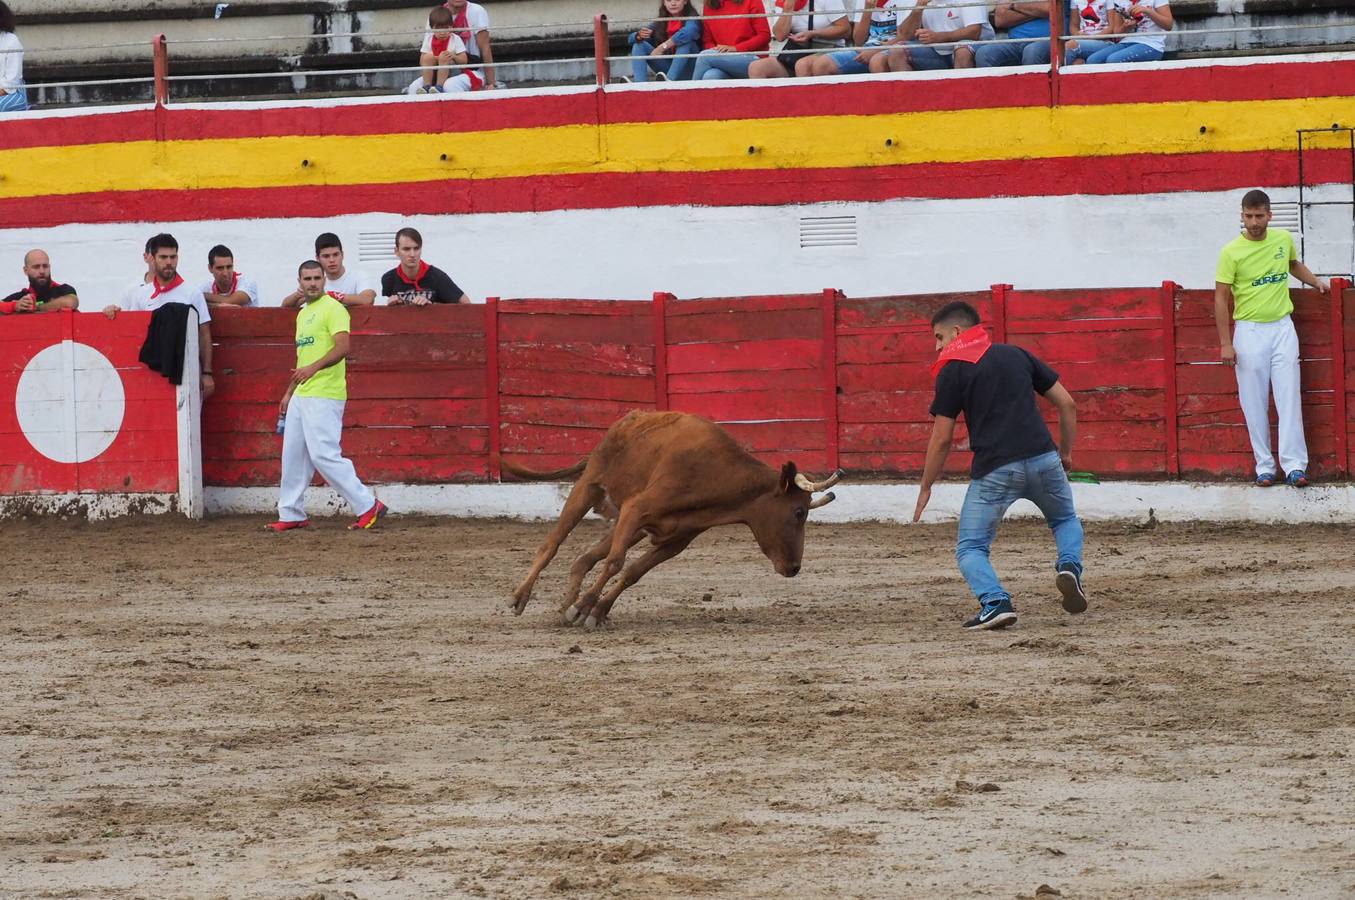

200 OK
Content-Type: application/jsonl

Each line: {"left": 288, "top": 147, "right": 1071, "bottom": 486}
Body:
{"left": 358, "top": 231, "right": 397, "bottom": 264}
{"left": 799, "top": 215, "right": 858, "bottom": 249}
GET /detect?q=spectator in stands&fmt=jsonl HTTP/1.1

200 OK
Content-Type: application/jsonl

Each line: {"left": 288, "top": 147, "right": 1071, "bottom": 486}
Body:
{"left": 747, "top": 0, "right": 854, "bottom": 79}
{"left": 1083, "top": 0, "right": 1171, "bottom": 63}
{"left": 628, "top": 0, "right": 702, "bottom": 82}
{"left": 283, "top": 233, "right": 379, "bottom": 308}
{"left": 270, "top": 260, "right": 387, "bottom": 533}
{"left": 0, "top": 250, "right": 78, "bottom": 314}
{"left": 810, "top": 0, "right": 904, "bottom": 77}
{"left": 690, "top": 0, "right": 771, "bottom": 81}
{"left": 103, "top": 233, "right": 215, "bottom": 400}
{"left": 381, "top": 227, "right": 469, "bottom": 305}
{"left": 199, "top": 244, "right": 260, "bottom": 307}
{"left": 1215, "top": 189, "right": 1328, "bottom": 488}
{"left": 883, "top": 0, "right": 993, "bottom": 71}
{"left": 0, "top": 2, "right": 26, "bottom": 114}
{"left": 976, "top": 0, "right": 1052, "bottom": 68}
{"left": 416, "top": 6, "right": 470, "bottom": 94}
{"left": 1063, "top": 0, "right": 1121, "bottom": 64}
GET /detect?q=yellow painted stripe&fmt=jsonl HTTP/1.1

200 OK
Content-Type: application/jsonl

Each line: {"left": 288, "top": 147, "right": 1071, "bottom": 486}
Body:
{"left": 1, "top": 96, "right": 1350, "bottom": 200}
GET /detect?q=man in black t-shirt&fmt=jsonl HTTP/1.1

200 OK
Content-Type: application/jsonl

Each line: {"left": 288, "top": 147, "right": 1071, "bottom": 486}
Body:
{"left": 0, "top": 250, "right": 79, "bottom": 314}
{"left": 913, "top": 301, "right": 1087, "bottom": 631}
{"left": 381, "top": 226, "right": 470, "bottom": 306}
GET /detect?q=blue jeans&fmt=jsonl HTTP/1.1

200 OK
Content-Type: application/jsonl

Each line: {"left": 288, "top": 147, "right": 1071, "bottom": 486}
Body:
{"left": 956, "top": 451, "right": 1084, "bottom": 607}
{"left": 0, "top": 86, "right": 28, "bottom": 113}
{"left": 1064, "top": 38, "right": 1114, "bottom": 64}
{"left": 975, "top": 38, "right": 1051, "bottom": 67}
{"left": 901, "top": 43, "right": 973, "bottom": 70}
{"left": 1085, "top": 41, "right": 1163, "bottom": 64}
{"left": 630, "top": 40, "right": 700, "bottom": 81}
{"left": 692, "top": 49, "right": 758, "bottom": 80}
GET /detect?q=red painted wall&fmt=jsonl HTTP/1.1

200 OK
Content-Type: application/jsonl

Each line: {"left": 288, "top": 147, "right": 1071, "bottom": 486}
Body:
{"left": 202, "top": 283, "right": 1353, "bottom": 486}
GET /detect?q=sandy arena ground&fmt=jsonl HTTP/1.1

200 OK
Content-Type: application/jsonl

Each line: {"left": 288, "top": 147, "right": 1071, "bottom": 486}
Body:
{"left": 2, "top": 514, "right": 1354, "bottom": 899}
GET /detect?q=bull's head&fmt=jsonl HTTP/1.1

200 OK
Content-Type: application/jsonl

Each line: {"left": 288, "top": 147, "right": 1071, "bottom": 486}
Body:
{"left": 747, "top": 462, "right": 842, "bottom": 578}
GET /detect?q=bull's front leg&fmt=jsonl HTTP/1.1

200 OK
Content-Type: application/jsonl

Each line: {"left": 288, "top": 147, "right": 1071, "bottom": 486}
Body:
{"left": 566, "top": 505, "right": 644, "bottom": 626}
{"left": 583, "top": 531, "right": 698, "bottom": 629}
{"left": 511, "top": 481, "right": 603, "bottom": 615}
{"left": 560, "top": 527, "right": 644, "bottom": 621}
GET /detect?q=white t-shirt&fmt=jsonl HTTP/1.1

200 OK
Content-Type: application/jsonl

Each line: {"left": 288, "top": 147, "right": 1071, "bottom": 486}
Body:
{"left": 419, "top": 30, "right": 469, "bottom": 58}
{"left": 0, "top": 32, "right": 23, "bottom": 90}
{"left": 197, "top": 272, "right": 260, "bottom": 307}
{"left": 1069, "top": 0, "right": 1111, "bottom": 36}
{"left": 856, "top": 0, "right": 906, "bottom": 45}
{"left": 123, "top": 278, "right": 212, "bottom": 325}
{"left": 919, "top": 0, "right": 994, "bottom": 55}
{"left": 1115, "top": 0, "right": 1169, "bottom": 50}
{"left": 768, "top": 0, "right": 857, "bottom": 47}
{"left": 421, "top": 3, "right": 490, "bottom": 61}
{"left": 325, "top": 267, "right": 379, "bottom": 300}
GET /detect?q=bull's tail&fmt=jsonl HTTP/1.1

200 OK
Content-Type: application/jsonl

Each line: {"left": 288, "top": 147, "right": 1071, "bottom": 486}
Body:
{"left": 499, "top": 455, "right": 590, "bottom": 481}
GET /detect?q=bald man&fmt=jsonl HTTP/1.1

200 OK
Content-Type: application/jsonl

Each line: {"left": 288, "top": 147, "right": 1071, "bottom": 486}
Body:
{"left": 1, "top": 250, "right": 79, "bottom": 314}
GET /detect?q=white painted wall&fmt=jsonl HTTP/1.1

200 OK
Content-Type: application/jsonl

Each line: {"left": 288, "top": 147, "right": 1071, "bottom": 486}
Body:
{"left": 2, "top": 183, "right": 1347, "bottom": 307}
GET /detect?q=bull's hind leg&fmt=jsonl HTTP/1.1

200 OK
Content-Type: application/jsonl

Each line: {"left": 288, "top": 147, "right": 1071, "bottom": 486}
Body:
{"left": 510, "top": 479, "right": 604, "bottom": 615}
{"left": 560, "top": 527, "right": 645, "bottom": 622}
{"left": 584, "top": 532, "right": 698, "bottom": 629}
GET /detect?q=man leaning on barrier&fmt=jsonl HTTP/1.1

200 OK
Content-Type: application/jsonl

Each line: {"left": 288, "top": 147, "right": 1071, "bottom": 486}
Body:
{"left": 1, "top": 250, "right": 78, "bottom": 315}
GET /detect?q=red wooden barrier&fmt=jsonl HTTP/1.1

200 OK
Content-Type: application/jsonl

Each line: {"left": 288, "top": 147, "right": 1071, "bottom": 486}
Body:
{"left": 185, "top": 285, "right": 1355, "bottom": 489}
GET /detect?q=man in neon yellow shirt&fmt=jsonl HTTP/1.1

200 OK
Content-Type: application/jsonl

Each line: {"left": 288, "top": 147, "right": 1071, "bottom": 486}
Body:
{"left": 1215, "top": 189, "right": 1329, "bottom": 487}
{"left": 269, "top": 260, "right": 388, "bottom": 531}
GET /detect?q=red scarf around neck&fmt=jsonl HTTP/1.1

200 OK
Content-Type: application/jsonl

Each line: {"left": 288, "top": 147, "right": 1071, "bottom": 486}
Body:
{"left": 930, "top": 324, "right": 993, "bottom": 377}
{"left": 150, "top": 274, "right": 185, "bottom": 299}
{"left": 396, "top": 261, "right": 431, "bottom": 289}
{"left": 214, "top": 271, "right": 240, "bottom": 296}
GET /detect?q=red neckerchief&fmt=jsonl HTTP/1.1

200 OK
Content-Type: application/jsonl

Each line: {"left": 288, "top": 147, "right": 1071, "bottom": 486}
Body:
{"left": 395, "top": 261, "right": 430, "bottom": 290}
{"left": 451, "top": 6, "right": 472, "bottom": 45}
{"left": 213, "top": 272, "right": 239, "bottom": 295}
{"left": 150, "top": 274, "right": 185, "bottom": 299}
{"left": 431, "top": 32, "right": 451, "bottom": 55}
{"left": 327, "top": 291, "right": 346, "bottom": 302}
{"left": 25, "top": 279, "right": 63, "bottom": 304}
{"left": 930, "top": 324, "right": 993, "bottom": 377}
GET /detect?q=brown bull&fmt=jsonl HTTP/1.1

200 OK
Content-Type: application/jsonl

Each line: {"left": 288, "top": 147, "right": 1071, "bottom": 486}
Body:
{"left": 502, "top": 410, "right": 841, "bottom": 628}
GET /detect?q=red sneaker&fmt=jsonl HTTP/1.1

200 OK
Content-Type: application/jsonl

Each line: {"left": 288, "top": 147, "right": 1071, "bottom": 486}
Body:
{"left": 266, "top": 519, "right": 309, "bottom": 532}
{"left": 348, "top": 500, "right": 388, "bottom": 531}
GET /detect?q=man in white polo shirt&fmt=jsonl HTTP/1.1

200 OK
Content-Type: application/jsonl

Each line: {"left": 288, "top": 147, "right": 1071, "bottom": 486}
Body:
{"left": 103, "top": 232, "right": 215, "bottom": 400}
{"left": 199, "top": 244, "right": 260, "bottom": 308}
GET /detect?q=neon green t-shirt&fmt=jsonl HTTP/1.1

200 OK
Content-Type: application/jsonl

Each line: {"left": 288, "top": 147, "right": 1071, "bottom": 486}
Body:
{"left": 294, "top": 293, "right": 350, "bottom": 400}
{"left": 1215, "top": 228, "right": 1298, "bottom": 323}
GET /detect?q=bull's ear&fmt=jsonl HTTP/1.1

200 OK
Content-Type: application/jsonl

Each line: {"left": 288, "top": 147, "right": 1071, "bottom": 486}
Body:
{"left": 779, "top": 461, "right": 798, "bottom": 494}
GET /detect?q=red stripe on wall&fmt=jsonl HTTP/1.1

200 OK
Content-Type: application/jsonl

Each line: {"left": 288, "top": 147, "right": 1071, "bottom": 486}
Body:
{"left": 0, "top": 148, "right": 1346, "bottom": 227}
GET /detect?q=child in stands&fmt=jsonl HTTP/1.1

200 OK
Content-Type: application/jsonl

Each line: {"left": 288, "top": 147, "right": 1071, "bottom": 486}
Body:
{"left": 417, "top": 6, "right": 470, "bottom": 93}
{"left": 629, "top": 0, "right": 702, "bottom": 82}
{"left": 1063, "top": 0, "right": 1122, "bottom": 64}
{"left": 690, "top": 0, "right": 771, "bottom": 81}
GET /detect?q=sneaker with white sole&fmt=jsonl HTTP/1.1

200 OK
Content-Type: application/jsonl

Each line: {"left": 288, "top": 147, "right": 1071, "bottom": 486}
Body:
{"left": 963, "top": 598, "right": 1017, "bottom": 631}
{"left": 1056, "top": 563, "right": 1087, "bottom": 614}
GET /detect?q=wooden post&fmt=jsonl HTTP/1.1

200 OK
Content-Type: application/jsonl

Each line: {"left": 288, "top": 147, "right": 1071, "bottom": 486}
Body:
{"left": 1331, "top": 277, "right": 1350, "bottom": 478}
{"left": 1160, "top": 280, "right": 1180, "bottom": 478}
{"left": 652, "top": 291, "right": 671, "bottom": 411}
{"left": 152, "top": 34, "right": 169, "bottom": 107}
{"left": 990, "top": 283, "right": 1010, "bottom": 343}
{"left": 485, "top": 297, "right": 501, "bottom": 481}
{"left": 821, "top": 289, "right": 841, "bottom": 471}
{"left": 593, "top": 15, "right": 611, "bottom": 87}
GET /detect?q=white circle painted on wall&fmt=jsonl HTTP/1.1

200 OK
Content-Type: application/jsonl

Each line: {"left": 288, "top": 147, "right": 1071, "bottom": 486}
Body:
{"left": 15, "top": 341, "right": 126, "bottom": 464}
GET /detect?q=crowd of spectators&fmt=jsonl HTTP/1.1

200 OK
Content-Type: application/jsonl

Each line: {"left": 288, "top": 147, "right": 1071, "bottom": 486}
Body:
{"left": 619, "top": 0, "right": 1175, "bottom": 82}
{"left": 0, "top": 229, "right": 473, "bottom": 320}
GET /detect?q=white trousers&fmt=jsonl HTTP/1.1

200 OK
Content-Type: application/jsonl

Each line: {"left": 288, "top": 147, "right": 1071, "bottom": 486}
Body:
{"left": 1233, "top": 316, "right": 1307, "bottom": 476}
{"left": 278, "top": 397, "right": 375, "bottom": 522}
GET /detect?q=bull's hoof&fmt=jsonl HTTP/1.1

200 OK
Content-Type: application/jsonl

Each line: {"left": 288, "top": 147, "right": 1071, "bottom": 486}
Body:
{"left": 583, "top": 615, "right": 610, "bottom": 630}
{"left": 562, "top": 603, "right": 582, "bottom": 624}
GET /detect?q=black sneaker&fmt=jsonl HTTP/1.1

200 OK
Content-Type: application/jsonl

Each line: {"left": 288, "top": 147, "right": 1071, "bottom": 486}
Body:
{"left": 1056, "top": 564, "right": 1087, "bottom": 614}
{"left": 963, "top": 598, "right": 1017, "bottom": 630}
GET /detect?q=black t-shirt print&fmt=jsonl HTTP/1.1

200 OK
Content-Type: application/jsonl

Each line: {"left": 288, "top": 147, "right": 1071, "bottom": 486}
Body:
{"left": 929, "top": 342, "right": 1061, "bottom": 480}
{"left": 381, "top": 264, "right": 464, "bottom": 304}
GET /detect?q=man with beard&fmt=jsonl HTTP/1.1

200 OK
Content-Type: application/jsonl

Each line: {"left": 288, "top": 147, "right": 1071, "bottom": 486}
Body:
{"left": 103, "top": 233, "right": 215, "bottom": 401}
{"left": 0, "top": 250, "right": 78, "bottom": 314}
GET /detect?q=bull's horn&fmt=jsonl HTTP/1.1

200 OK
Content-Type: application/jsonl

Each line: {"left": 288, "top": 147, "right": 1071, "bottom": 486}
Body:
{"left": 808, "top": 491, "right": 836, "bottom": 510}
{"left": 794, "top": 469, "right": 844, "bottom": 493}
